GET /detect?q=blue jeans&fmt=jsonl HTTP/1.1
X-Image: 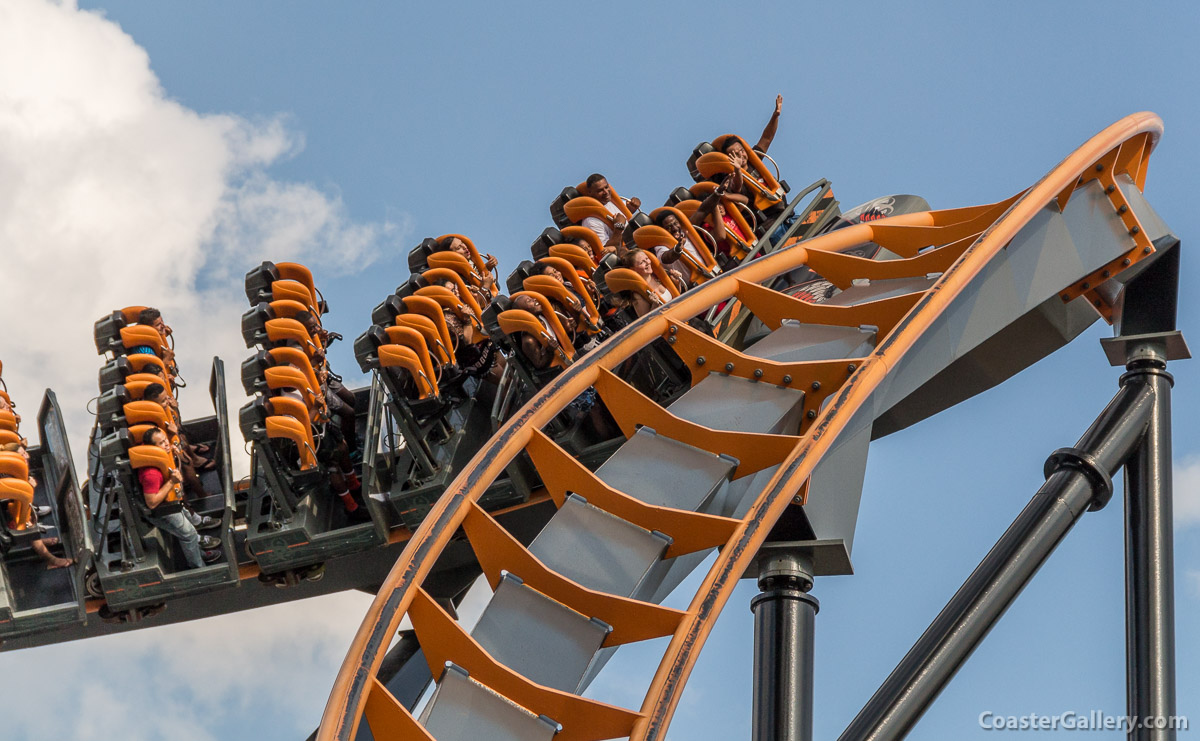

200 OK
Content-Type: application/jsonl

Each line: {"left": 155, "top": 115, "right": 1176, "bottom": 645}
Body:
{"left": 145, "top": 509, "right": 203, "bottom": 569}
{"left": 769, "top": 211, "right": 800, "bottom": 246}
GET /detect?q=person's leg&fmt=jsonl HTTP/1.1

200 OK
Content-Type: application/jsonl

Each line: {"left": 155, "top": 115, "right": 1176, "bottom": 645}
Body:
{"left": 146, "top": 510, "right": 204, "bottom": 569}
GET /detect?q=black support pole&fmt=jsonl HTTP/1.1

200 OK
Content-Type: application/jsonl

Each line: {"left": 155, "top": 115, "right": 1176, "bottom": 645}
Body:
{"left": 839, "top": 377, "right": 1156, "bottom": 741}
{"left": 752, "top": 551, "right": 819, "bottom": 741}
{"left": 1122, "top": 339, "right": 1178, "bottom": 740}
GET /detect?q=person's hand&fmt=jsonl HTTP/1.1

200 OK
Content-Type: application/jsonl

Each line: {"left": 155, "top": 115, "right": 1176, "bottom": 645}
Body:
{"left": 628, "top": 197, "right": 642, "bottom": 211}
{"left": 169, "top": 468, "right": 183, "bottom": 484}
{"left": 774, "top": 94, "right": 783, "bottom": 115}
{"left": 612, "top": 215, "right": 627, "bottom": 231}
{"left": 484, "top": 254, "right": 499, "bottom": 270}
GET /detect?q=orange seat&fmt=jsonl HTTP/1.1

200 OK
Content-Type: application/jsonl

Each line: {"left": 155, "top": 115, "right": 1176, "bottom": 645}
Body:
{"left": 417, "top": 268, "right": 486, "bottom": 319}
{"left": 562, "top": 196, "right": 617, "bottom": 228}
{"left": 522, "top": 275, "right": 599, "bottom": 335}
{"left": 701, "top": 135, "right": 786, "bottom": 212}
{"left": 497, "top": 309, "right": 573, "bottom": 369}
{"left": 119, "top": 326, "right": 163, "bottom": 357}
{"left": 434, "top": 233, "right": 497, "bottom": 294}
{"left": 267, "top": 347, "right": 323, "bottom": 400}
{"left": 128, "top": 443, "right": 187, "bottom": 512}
{"left": 265, "top": 396, "right": 314, "bottom": 431}
{"left": 605, "top": 267, "right": 677, "bottom": 310}
{"left": 126, "top": 353, "right": 170, "bottom": 378}
{"left": 272, "top": 280, "right": 320, "bottom": 316}
{"left": 268, "top": 298, "right": 312, "bottom": 321}
{"left": 547, "top": 243, "right": 598, "bottom": 272}
{"left": 414, "top": 286, "right": 486, "bottom": 342}
{"left": 395, "top": 314, "right": 454, "bottom": 365}
{"left": 572, "top": 179, "right": 634, "bottom": 219}
{"left": 275, "top": 262, "right": 320, "bottom": 309}
{"left": 683, "top": 186, "right": 756, "bottom": 256}
{"left": 383, "top": 327, "right": 438, "bottom": 384}
{"left": 379, "top": 345, "right": 438, "bottom": 400}
{"left": 265, "top": 318, "right": 323, "bottom": 356}
{"left": 0, "top": 451, "right": 34, "bottom": 530}
{"left": 265, "top": 416, "right": 318, "bottom": 471}
{"left": 644, "top": 208, "right": 721, "bottom": 282}
{"left": 264, "top": 366, "right": 325, "bottom": 418}
{"left": 0, "top": 430, "right": 21, "bottom": 446}
{"left": 537, "top": 256, "right": 601, "bottom": 322}
{"left": 122, "top": 400, "right": 172, "bottom": 428}
{"left": 508, "top": 292, "right": 576, "bottom": 366}
{"left": 119, "top": 305, "right": 149, "bottom": 325}
{"left": 425, "top": 251, "right": 495, "bottom": 299}
{"left": 0, "top": 478, "right": 34, "bottom": 532}
{"left": 560, "top": 225, "right": 607, "bottom": 263}
{"left": 0, "top": 410, "right": 17, "bottom": 433}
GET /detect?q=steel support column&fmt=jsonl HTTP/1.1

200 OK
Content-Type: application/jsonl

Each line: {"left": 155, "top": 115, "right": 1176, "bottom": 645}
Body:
{"left": 1122, "top": 339, "right": 1177, "bottom": 740}
{"left": 839, "top": 377, "right": 1156, "bottom": 741}
{"left": 752, "top": 551, "right": 819, "bottom": 741}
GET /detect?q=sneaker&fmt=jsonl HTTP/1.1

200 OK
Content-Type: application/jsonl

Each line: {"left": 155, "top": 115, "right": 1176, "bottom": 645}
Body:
{"left": 200, "top": 549, "right": 222, "bottom": 565}
{"left": 198, "top": 534, "right": 221, "bottom": 550}
{"left": 34, "top": 505, "right": 51, "bottom": 518}
{"left": 195, "top": 515, "right": 221, "bottom": 531}
{"left": 302, "top": 563, "right": 325, "bottom": 582}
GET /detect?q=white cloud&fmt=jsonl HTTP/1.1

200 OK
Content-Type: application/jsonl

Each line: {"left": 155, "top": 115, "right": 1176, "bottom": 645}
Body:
{"left": 3, "top": 591, "right": 375, "bottom": 740}
{"left": 0, "top": 0, "right": 403, "bottom": 478}
{"left": 1174, "top": 455, "right": 1200, "bottom": 529}
{"left": 0, "top": 3, "right": 402, "bottom": 739}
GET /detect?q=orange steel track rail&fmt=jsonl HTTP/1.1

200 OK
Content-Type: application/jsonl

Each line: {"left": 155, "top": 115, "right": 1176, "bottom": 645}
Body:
{"left": 317, "top": 112, "right": 1163, "bottom": 741}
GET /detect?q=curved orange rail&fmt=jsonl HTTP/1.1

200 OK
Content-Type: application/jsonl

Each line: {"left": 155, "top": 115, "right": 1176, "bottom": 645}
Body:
{"left": 317, "top": 112, "right": 1162, "bottom": 741}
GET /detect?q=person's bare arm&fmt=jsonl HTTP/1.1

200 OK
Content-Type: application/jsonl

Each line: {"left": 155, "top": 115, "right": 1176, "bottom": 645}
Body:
{"left": 754, "top": 95, "right": 783, "bottom": 153}
{"left": 605, "top": 215, "right": 628, "bottom": 249}
{"left": 521, "top": 334, "right": 555, "bottom": 369}
{"left": 144, "top": 468, "right": 181, "bottom": 510}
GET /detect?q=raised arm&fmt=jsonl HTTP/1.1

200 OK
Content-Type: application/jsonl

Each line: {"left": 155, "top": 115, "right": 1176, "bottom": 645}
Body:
{"left": 754, "top": 95, "right": 783, "bottom": 153}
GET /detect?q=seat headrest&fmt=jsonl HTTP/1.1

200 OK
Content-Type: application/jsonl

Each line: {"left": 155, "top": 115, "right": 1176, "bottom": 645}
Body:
{"left": 686, "top": 141, "right": 715, "bottom": 182}
{"left": 530, "top": 226, "right": 564, "bottom": 261}
{"left": 633, "top": 224, "right": 677, "bottom": 251}
{"left": 562, "top": 196, "right": 611, "bottom": 225}
{"left": 549, "top": 186, "right": 581, "bottom": 229}
{"left": 94, "top": 311, "right": 128, "bottom": 356}
{"left": 559, "top": 225, "right": 605, "bottom": 261}
{"left": 506, "top": 260, "right": 537, "bottom": 296}
{"left": 695, "top": 151, "right": 736, "bottom": 178}
{"left": 244, "top": 261, "right": 282, "bottom": 306}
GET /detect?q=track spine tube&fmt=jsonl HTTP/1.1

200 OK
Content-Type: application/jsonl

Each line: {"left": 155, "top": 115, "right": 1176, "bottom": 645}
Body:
{"left": 1122, "top": 343, "right": 1178, "bottom": 741}
{"left": 839, "top": 375, "right": 1155, "bottom": 741}
{"left": 752, "top": 552, "right": 818, "bottom": 741}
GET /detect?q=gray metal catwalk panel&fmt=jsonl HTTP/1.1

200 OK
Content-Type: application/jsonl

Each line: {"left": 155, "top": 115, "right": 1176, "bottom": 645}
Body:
{"left": 871, "top": 180, "right": 1162, "bottom": 420}
{"left": 744, "top": 322, "right": 877, "bottom": 364}
{"left": 594, "top": 427, "right": 735, "bottom": 511}
{"left": 826, "top": 276, "right": 939, "bottom": 306}
{"left": 528, "top": 494, "right": 669, "bottom": 597}
{"left": 420, "top": 664, "right": 558, "bottom": 741}
{"left": 1118, "top": 174, "right": 1171, "bottom": 242}
{"left": 0, "top": 572, "right": 12, "bottom": 615}
{"left": 471, "top": 574, "right": 609, "bottom": 693}
{"left": 668, "top": 374, "right": 805, "bottom": 435}
{"left": 802, "top": 404, "right": 875, "bottom": 572}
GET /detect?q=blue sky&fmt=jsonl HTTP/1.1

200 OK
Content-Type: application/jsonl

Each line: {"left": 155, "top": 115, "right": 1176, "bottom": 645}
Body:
{"left": 2, "top": 1, "right": 1198, "bottom": 739}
